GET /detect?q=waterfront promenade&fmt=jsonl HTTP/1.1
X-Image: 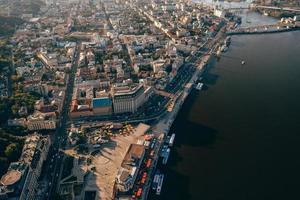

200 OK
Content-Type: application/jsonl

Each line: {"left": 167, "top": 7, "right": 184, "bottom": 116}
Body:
{"left": 143, "top": 54, "right": 211, "bottom": 200}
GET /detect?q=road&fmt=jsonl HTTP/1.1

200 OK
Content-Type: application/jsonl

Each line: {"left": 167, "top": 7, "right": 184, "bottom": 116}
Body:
{"left": 45, "top": 43, "right": 81, "bottom": 200}
{"left": 43, "top": 5, "right": 228, "bottom": 200}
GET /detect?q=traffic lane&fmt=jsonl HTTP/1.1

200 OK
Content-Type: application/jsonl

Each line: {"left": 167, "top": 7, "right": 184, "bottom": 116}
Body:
{"left": 47, "top": 45, "right": 81, "bottom": 199}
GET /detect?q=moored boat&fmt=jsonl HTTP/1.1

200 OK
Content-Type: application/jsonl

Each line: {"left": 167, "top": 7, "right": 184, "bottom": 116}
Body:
{"left": 156, "top": 174, "right": 164, "bottom": 195}
{"left": 196, "top": 83, "right": 204, "bottom": 90}
{"left": 169, "top": 133, "right": 175, "bottom": 146}
{"left": 162, "top": 148, "right": 170, "bottom": 165}
{"left": 152, "top": 171, "right": 160, "bottom": 190}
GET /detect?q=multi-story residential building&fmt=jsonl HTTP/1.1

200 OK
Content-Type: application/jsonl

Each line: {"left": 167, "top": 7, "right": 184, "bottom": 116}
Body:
{"left": 27, "top": 112, "right": 57, "bottom": 131}
{"left": 23, "top": 84, "right": 49, "bottom": 97}
{"left": 0, "top": 135, "right": 51, "bottom": 200}
{"left": 152, "top": 59, "right": 166, "bottom": 73}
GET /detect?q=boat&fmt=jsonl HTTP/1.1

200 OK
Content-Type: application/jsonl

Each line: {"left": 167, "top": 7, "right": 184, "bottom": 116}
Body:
{"left": 220, "top": 44, "right": 228, "bottom": 52}
{"left": 156, "top": 174, "right": 164, "bottom": 195}
{"left": 225, "top": 36, "right": 231, "bottom": 46}
{"left": 162, "top": 148, "right": 170, "bottom": 165}
{"left": 222, "top": 46, "right": 228, "bottom": 52}
{"left": 195, "top": 83, "right": 203, "bottom": 90}
{"left": 241, "top": 60, "right": 245, "bottom": 65}
{"left": 168, "top": 133, "right": 175, "bottom": 146}
{"left": 152, "top": 171, "right": 160, "bottom": 190}
{"left": 216, "top": 47, "right": 222, "bottom": 56}
{"left": 160, "top": 145, "right": 168, "bottom": 157}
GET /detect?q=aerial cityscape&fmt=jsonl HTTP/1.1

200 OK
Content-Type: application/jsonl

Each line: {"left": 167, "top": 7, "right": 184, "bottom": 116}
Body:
{"left": 0, "top": 0, "right": 299, "bottom": 200}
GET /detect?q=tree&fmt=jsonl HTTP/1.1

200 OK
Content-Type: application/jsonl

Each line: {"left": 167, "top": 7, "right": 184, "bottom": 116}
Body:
{"left": 54, "top": 193, "right": 64, "bottom": 200}
{"left": 76, "top": 144, "right": 88, "bottom": 154}
{"left": 165, "top": 64, "right": 172, "bottom": 73}
{"left": 5, "top": 143, "right": 21, "bottom": 161}
{"left": 77, "top": 132, "right": 87, "bottom": 145}
{"left": 0, "top": 157, "right": 9, "bottom": 177}
{"left": 0, "top": 98, "right": 12, "bottom": 124}
{"left": 11, "top": 104, "right": 20, "bottom": 115}
{"left": 139, "top": 64, "right": 153, "bottom": 72}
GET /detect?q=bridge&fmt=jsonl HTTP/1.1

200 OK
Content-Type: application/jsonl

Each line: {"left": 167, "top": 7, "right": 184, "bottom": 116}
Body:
{"left": 227, "top": 24, "right": 300, "bottom": 35}
{"left": 223, "top": 4, "right": 300, "bottom": 13}
{"left": 255, "top": 5, "right": 300, "bottom": 13}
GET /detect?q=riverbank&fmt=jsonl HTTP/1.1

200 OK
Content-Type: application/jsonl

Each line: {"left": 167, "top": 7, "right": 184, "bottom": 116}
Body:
{"left": 157, "top": 31, "right": 300, "bottom": 200}
{"left": 145, "top": 49, "right": 216, "bottom": 200}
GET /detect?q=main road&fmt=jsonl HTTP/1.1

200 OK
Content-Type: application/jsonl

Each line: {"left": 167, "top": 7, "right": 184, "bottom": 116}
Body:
{"left": 46, "top": 43, "right": 81, "bottom": 200}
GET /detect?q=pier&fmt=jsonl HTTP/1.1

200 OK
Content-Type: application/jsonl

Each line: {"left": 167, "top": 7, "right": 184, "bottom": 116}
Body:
{"left": 227, "top": 24, "right": 300, "bottom": 35}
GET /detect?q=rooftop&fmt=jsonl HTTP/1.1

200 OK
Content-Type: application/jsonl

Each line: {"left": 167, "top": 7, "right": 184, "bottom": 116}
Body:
{"left": 121, "top": 144, "right": 145, "bottom": 169}
{"left": 92, "top": 97, "right": 112, "bottom": 108}
{"left": 0, "top": 170, "right": 22, "bottom": 186}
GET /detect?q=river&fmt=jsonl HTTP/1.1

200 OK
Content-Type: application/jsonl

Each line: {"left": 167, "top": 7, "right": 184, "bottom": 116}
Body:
{"left": 149, "top": 11, "right": 300, "bottom": 200}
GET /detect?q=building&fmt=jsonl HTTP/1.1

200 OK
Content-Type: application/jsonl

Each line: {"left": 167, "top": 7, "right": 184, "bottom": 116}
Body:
{"left": 112, "top": 84, "right": 152, "bottom": 114}
{"left": 24, "top": 84, "right": 48, "bottom": 97}
{"left": 116, "top": 144, "right": 145, "bottom": 192}
{"left": 0, "top": 135, "right": 51, "bottom": 200}
{"left": 7, "top": 118, "right": 27, "bottom": 127}
{"left": 294, "top": 15, "right": 300, "bottom": 21}
{"left": 92, "top": 97, "right": 113, "bottom": 115}
{"left": 152, "top": 59, "right": 166, "bottom": 73}
{"left": 27, "top": 112, "right": 56, "bottom": 131}
{"left": 37, "top": 52, "right": 58, "bottom": 69}
{"left": 214, "top": 8, "right": 225, "bottom": 18}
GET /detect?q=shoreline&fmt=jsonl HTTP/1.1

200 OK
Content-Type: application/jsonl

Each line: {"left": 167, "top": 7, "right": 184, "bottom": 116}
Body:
{"left": 143, "top": 48, "right": 216, "bottom": 200}
{"left": 151, "top": 30, "right": 300, "bottom": 200}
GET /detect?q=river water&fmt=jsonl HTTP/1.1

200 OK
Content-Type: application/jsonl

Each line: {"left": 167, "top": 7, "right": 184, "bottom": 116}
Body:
{"left": 150, "top": 12, "right": 300, "bottom": 200}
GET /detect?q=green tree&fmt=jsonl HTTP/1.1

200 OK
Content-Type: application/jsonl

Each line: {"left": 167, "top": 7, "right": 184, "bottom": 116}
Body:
{"left": 77, "top": 132, "right": 87, "bottom": 145}
{"left": 0, "top": 157, "right": 9, "bottom": 177}
{"left": 5, "top": 143, "right": 21, "bottom": 161}
{"left": 0, "top": 98, "right": 12, "bottom": 124}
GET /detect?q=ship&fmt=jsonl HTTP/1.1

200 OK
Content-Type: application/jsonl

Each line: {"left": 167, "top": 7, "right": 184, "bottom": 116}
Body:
{"left": 168, "top": 133, "right": 175, "bottom": 146}
{"left": 162, "top": 148, "right": 170, "bottom": 165}
{"left": 152, "top": 171, "right": 160, "bottom": 190}
{"left": 196, "top": 83, "right": 204, "bottom": 90}
{"left": 156, "top": 174, "right": 164, "bottom": 195}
